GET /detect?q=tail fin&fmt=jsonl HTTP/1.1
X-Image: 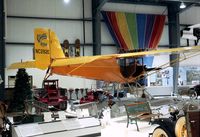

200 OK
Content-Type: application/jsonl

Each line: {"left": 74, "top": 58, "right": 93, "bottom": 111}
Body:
{"left": 8, "top": 28, "right": 65, "bottom": 70}
{"left": 34, "top": 28, "right": 65, "bottom": 69}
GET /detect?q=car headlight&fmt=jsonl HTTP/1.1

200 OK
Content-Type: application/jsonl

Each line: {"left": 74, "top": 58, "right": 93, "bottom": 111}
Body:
{"left": 168, "top": 105, "right": 178, "bottom": 113}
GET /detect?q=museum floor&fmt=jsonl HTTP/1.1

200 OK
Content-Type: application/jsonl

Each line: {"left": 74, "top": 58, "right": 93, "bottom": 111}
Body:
{"left": 101, "top": 116, "right": 157, "bottom": 137}
{"left": 8, "top": 96, "right": 200, "bottom": 137}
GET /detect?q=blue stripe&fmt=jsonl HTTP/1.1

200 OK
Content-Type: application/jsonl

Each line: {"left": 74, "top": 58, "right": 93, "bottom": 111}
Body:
{"left": 137, "top": 14, "right": 146, "bottom": 49}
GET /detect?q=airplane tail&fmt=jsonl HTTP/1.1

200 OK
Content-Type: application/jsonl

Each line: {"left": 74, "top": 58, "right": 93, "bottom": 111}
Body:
{"left": 8, "top": 28, "right": 65, "bottom": 70}
{"left": 34, "top": 28, "right": 65, "bottom": 69}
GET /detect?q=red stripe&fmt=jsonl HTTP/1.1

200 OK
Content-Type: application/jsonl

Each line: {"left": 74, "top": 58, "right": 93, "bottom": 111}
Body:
{"left": 148, "top": 16, "right": 158, "bottom": 49}
{"left": 107, "top": 12, "right": 128, "bottom": 50}
{"left": 153, "top": 15, "right": 166, "bottom": 49}
{"left": 149, "top": 15, "right": 166, "bottom": 49}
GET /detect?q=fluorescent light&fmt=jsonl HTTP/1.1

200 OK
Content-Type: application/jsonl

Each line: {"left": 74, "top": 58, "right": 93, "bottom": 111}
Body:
{"left": 64, "top": 0, "right": 70, "bottom": 4}
{"left": 180, "top": 2, "right": 186, "bottom": 9}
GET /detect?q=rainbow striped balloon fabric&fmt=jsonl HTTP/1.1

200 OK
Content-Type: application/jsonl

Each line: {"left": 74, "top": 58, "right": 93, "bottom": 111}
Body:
{"left": 102, "top": 11, "right": 166, "bottom": 51}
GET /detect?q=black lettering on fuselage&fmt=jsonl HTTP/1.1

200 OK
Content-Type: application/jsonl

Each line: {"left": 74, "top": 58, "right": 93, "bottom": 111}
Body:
{"left": 35, "top": 49, "right": 50, "bottom": 54}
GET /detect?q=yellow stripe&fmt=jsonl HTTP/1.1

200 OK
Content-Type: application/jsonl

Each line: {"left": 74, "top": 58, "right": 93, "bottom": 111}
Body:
{"left": 115, "top": 12, "right": 133, "bottom": 50}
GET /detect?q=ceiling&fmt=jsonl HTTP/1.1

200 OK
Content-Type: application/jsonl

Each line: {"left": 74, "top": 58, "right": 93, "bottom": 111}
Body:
{"left": 99, "top": 0, "right": 200, "bottom": 24}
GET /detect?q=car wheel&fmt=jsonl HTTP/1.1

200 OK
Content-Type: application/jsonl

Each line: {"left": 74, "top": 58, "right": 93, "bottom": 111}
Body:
{"left": 152, "top": 126, "right": 174, "bottom": 137}
{"left": 175, "top": 116, "right": 187, "bottom": 137}
{"left": 189, "top": 90, "right": 197, "bottom": 99}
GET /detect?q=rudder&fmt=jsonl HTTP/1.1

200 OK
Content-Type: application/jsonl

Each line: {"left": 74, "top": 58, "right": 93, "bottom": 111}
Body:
{"left": 34, "top": 28, "right": 65, "bottom": 70}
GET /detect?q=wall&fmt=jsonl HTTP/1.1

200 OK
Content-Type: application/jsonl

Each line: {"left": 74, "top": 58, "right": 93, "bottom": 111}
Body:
{"left": 180, "top": 6, "right": 200, "bottom": 25}
{"left": 5, "top": 0, "right": 118, "bottom": 88}
{"left": 5, "top": 0, "right": 200, "bottom": 89}
{"left": 5, "top": 0, "right": 97, "bottom": 88}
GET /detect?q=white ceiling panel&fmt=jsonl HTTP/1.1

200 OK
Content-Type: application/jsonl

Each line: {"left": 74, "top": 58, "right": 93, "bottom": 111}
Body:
{"left": 7, "top": 0, "right": 82, "bottom": 18}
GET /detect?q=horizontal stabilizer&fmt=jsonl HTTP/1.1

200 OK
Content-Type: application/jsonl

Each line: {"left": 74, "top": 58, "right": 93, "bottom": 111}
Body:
{"left": 8, "top": 61, "right": 36, "bottom": 69}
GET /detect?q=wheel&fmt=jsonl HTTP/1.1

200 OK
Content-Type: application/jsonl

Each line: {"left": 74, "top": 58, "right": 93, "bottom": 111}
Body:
{"left": 59, "top": 101, "right": 67, "bottom": 110}
{"left": 152, "top": 126, "right": 174, "bottom": 137}
{"left": 189, "top": 90, "right": 197, "bottom": 99}
{"left": 175, "top": 116, "right": 187, "bottom": 137}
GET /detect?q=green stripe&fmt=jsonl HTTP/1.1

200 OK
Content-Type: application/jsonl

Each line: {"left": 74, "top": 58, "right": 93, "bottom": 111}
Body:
{"left": 125, "top": 13, "right": 139, "bottom": 49}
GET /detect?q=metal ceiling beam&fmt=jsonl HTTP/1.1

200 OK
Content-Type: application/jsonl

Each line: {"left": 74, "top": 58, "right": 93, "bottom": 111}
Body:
{"left": 92, "top": 0, "right": 101, "bottom": 55}
{"left": 109, "top": 0, "right": 199, "bottom": 6}
{"left": 96, "top": 0, "right": 109, "bottom": 11}
{"left": 108, "top": 0, "right": 167, "bottom": 6}
{"left": 162, "top": 0, "right": 200, "bottom": 3}
{"left": 168, "top": 3, "right": 180, "bottom": 96}
{"left": 0, "top": 0, "right": 5, "bottom": 100}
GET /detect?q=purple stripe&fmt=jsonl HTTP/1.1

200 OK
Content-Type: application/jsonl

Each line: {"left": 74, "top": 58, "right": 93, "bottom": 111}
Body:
{"left": 144, "top": 15, "right": 155, "bottom": 48}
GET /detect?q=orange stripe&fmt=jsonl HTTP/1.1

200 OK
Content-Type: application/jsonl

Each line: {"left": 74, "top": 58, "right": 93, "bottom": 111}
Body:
{"left": 115, "top": 12, "right": 133, "bottom": 50}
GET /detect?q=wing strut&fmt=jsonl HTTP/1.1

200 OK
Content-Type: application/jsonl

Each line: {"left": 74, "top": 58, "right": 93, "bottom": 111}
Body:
{"left": 44, "top": 67, "right": 51, "bottom": 80}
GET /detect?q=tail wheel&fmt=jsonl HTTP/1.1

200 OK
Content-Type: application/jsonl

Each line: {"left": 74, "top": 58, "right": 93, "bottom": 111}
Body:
{"left": 152, "top": 126, "right": 173, "bottom": 137}
{"left": 59, "top": 101, "right": 67, "bottom": 110}
{"left": 175, "top": 116, "right": 188, "bottom": 137}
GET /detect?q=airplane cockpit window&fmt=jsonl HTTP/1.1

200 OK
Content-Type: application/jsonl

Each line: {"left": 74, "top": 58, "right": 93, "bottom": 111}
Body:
{"left": 118, "top": 58, "right": 136, "bottom": 78}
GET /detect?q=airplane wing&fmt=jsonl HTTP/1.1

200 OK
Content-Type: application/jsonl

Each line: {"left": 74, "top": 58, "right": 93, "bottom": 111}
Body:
{"left": 8, "top": 28, "right": 200, "bottom": 83}
{"left": 118, "top": 46, "right": 200, "bottom": 58}
{"left": 51, "top": 55, "right": 134, "bottom": 83}
{"left": 50, "top": 46, "right": 200, "bottom": 83}
{"left": 8, "top": 46, "right": 200, "bottom": 83}
{"left": 51, "top": 46, "right": 200, "bottom": 67}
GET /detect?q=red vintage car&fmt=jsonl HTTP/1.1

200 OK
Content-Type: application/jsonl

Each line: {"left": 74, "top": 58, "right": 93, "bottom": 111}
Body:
{"left": 34, "top": 80, "right": 68, "bottom": 110}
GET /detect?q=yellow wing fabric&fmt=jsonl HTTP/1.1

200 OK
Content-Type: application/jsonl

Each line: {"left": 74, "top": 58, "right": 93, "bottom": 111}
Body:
{"left": 8, "top": 42, "right": 200, "bottom": 83}
{"left": 51, "top": 46, "right": 200, "bottom": 67}
{"left": 118, "top": 46, "right": 200, "bottom": 58}
{"left": 51, "top": 55, "right": 117, "bottom": 66}
{"left": 8, "top": 61, "right": 36, "bottom": 69}
{"left": 50, "top": 46, "right": 200, "bottom": 83}
{"left": 51, "top": 55, "right": 133, "bottom": 83}
{"left": 49, "top": 30, "right": 65, "bottom": 59}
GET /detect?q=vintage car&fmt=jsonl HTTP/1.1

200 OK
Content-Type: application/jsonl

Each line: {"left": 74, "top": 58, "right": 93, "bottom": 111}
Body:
{"left": 178, "top": 84, "right": 200, "bottom": 99}
{"left": 151, "top": 101, "right": 199, "bottom": 137}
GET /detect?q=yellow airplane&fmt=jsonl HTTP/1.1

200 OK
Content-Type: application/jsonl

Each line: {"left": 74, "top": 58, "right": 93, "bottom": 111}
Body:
{"left": 9, "top": 28, "right": 200, "bottom": 83}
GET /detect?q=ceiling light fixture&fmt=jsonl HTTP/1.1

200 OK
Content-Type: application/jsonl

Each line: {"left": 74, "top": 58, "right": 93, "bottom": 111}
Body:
{"left": 64, "top": 0, "right": 70, "bottom": 4}
{"left": 180, "top": 1, "right": 186, "bottom": 9}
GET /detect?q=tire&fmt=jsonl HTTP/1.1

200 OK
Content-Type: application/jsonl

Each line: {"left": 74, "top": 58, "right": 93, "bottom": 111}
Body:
{"left": 152, "top": 126, "right": 174, "bottom": 137}
{"left": 59, "top": 101, "right": 67, "bottom": 110}
{"left": 189, "top": 90, "right": 197, "bottom": 99}
{"left": 175, "top": 116, "right": 187, "bottom": 137}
